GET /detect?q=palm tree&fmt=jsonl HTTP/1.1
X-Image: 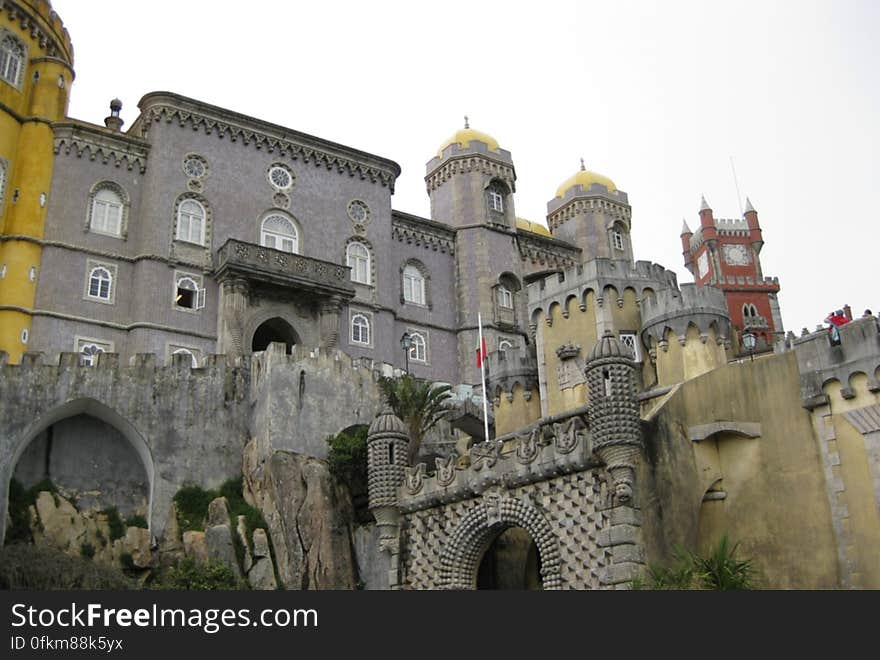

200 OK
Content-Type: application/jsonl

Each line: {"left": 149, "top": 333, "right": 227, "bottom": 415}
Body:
{"left": 377, "top": 374, "right": 452, "bottom": 462}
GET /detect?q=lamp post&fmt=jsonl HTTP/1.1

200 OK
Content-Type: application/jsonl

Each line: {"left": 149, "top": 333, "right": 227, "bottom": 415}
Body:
{"left": 400, "top": 332, "right": 413, "bottom": 374}
{"left": 742, "top": 331, "right": 756, "bottom": 362}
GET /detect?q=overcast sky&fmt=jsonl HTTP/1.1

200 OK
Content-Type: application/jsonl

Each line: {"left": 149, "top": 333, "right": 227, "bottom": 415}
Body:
{"left": 51, "top": 0, "right": 878, "bottom": 334}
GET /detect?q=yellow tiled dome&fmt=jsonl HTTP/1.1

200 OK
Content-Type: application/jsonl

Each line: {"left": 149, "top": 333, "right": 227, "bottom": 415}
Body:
{"left": 437, "top": 127, "right": 499, "bottom": 157}
{"left": 555, "top": 164, "right": 617, "bottom": 198}
{"left": 516, "top": 218, "right": 552, "bottom": 237}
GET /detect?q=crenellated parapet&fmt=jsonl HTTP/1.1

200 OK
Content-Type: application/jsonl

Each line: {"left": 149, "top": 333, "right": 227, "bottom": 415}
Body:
{"left": 794, "top": 316, "right": 880, "bottom": 409}
{"left": 486, "top": 346, "right": 538, "bottom": 400}
{"left": 398, "top": 409, "right": 596, "bottom": 513}
{"left": 5, "top": 0, "right": 74, "bottom": 64}
{"left": 528, "top": 258, "right": 679, "bottom": 320}
{"left": 640, "top": 283, "right": 731, "bottom": 348}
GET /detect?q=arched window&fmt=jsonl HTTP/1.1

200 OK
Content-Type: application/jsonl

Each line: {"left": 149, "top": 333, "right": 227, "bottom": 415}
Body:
{"left": 172, "top": 348, "right": 198, "bottom": 367}
{"left": 175, "top": 273, "right": 205, "bottom": 310}
{"left": 0, "top": 33, "right": 25, "bottom": 88}
{"left": 79, "top": 343, "right": 104, "bottom": 367}
{"left": 347, "top": 241, "right": 370, "bottom": 284}
{"left": 409, "top": 332, "right": 427, "bottom": 362}
{"left": 351, "top": 313, "right": 370, "bottom": 345}
{"left": 743, "top": 303, "right": 758, "bottom": 319}
{"left": 497, "top": 286, "right": 513, "bottom": 309}
{"left": 176, "top": 199, "right": 206, "bottom": 245}
{"left": 612, "top": 230, "right": 624, "bottom": 251}
{"left": 498, "top": 339, "right": 513, "bottom": 353}
{"left": 87, "top": 266, "right": 112, "bottom": 301}
{"left": 487, "top": 182, "right": 505, "bottom": 213}
{"left": 403, "top": 264, "right": 425, "bottom": 305}
{"left": 261, "top": 214, "right": 298, "bottom": 253}
{"left": 90, "top": 187, "right": 124, "bottom": 236}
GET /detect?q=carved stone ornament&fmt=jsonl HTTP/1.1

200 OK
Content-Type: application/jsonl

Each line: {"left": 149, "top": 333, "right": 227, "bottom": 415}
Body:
{"left": 435, "top": 455, "right": 457, "bottom": 487}
{"left": 470, "top": 441, "right": 500, "bottom": 471}
{"left": 555, "top": 342, "right": 581, "bottom": 361}
{"left": 515, "top": 430, "right": 539, "bottom": 465}
{"left": 554, "top": 415, "right": 585, "bottom": 454}
{"left": 404, "top": 463, "right": 426, "bottom": 495}
{"left": 483, "top": 487, "right": 505, "bottom": 527}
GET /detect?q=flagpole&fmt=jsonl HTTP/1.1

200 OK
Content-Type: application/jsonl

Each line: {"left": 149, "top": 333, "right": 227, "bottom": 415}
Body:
{"left": 478, "top": 312, "right": 491, "bottom": 443}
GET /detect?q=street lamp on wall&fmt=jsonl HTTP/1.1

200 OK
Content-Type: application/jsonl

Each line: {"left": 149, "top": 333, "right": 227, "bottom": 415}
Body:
{"left": 400, "top": 332, "right": 413, "bottom": 374}
{"left": 742, "top": 331, "right": 756, "bottom": 362}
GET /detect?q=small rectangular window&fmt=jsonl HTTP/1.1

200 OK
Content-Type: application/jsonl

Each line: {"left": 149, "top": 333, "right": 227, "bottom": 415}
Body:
{"left": 489, "top": 191, "right": 504, "bottom": 213}
{"left": 619, "top": 333, "right": 642, "bottom": 362}
{"left": 613, "top": 231, "right": 624, "bottom": 251}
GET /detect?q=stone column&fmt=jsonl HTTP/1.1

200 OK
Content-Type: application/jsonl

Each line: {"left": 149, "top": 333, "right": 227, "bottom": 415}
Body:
{"left": 318, "top": 296, "right": 344, "bottom": 350}
{"left": 217, "top": 278, "right": 249, "bottom": 358}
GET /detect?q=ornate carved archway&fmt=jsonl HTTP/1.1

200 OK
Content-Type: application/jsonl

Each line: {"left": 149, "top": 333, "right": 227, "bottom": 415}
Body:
{"left": 439, "top": 493, "right": 562, "bottom": 590}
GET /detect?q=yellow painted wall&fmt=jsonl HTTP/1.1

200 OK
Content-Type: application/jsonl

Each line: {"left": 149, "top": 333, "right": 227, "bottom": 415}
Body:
{"left": 0, "top": 5, "right": 74, "bottom": 362}
{"left": 495, "top": 384, "right": 541, "bottom": 437}
{"left": 640, "top": 351, "right": 841, "bottom": 588}
{"left": 652, "top": 324, "right": 728, "bottom": 388}
{"left": 817, "top": 375, "right": 880, "bottom": 588}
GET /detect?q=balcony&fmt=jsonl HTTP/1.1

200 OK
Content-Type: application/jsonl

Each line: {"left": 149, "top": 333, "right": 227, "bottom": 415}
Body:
{"left": 743, "top": 315, "right": 769, "bottom": 330}
{"left": 215, "top": 239, "right": 355, "bottom": 299}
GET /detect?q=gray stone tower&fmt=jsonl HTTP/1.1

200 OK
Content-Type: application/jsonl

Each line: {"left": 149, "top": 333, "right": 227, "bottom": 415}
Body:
{"left": 546, "top": 161, "right": 634, "bottom": 264}
{"left": 425, "top": 122, "right": 528, "bottom": 389}
{"left": 585, "top": 330, "right": 642, "bottom": 503}
{"left": 367, "top": 407, "right": 410, "bottom": 545}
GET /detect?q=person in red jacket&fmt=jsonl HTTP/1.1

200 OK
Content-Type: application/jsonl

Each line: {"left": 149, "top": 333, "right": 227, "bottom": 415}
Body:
{"left": 825, "top": 309, "right": 848, "bottom": 344}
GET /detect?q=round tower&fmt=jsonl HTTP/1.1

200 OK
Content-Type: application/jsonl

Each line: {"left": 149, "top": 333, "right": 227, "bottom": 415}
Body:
{"left": 585, "top": 330, "right": 642, "bottom": 503}
{"left": 425, "top": 120, "right": 528, "bottom": 387}
{"left": 0, "top": 0, "right": 75, "bottom": 362}
{"left": 546, "top": 160, "right": 633, "bottom": 264}
{"left": 367, "top": 406, "right": 410, "bottom": 542}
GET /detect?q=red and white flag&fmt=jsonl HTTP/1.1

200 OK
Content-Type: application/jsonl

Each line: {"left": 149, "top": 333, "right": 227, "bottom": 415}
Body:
{"left": 476, "top": 336, "right": 487, "bottom": 368}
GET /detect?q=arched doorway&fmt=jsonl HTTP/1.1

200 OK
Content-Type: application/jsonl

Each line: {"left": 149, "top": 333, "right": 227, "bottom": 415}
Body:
{"left": 439, "top": 495, "right": 562, "bottom": 590}
{"left": 2, "top": 398, "right": 155, "bottom": 544}
{"left": 251, "top": 317, "right": 298, "bottom": 354}
{"left": 476, "top": 526, "right": 542, "bottom": 590}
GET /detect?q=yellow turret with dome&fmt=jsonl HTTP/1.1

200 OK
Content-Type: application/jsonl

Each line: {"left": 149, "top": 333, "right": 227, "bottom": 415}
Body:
{"left": 555, "top": 159, "right": 617, "bottom": 198}
{"left": 437, "top": 117, "right": 500, "bottom": 157}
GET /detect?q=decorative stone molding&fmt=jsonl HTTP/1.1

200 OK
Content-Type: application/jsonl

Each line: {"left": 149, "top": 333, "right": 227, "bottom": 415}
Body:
{"left": 425, "top": 155, "right": 516, "bottom": 195}
{"left": 391, "top": 211, "right": 455, "bottom": 254}
{"left": 54, "top": 124, "right": 149, "bottom": 173}
{"left": 133, "top": 95, "right": 400, "bottom": 191}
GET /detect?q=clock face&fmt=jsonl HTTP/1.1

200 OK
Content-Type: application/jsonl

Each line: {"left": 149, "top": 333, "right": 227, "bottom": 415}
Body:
{"left": 697, "top": 251, "right": 709, "bottom": 278}
{"left": 723, "top": 244, "right": 751, "bottom": 266}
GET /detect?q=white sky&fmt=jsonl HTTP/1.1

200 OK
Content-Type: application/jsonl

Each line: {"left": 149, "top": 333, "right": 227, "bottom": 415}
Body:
{"left": 51, "top": 0, "right": 878, "bottom": 334}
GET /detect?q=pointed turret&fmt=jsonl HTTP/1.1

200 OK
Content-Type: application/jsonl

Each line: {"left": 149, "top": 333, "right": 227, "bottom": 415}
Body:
{"left": 680, "top": 219, "right": 694, "bottom": 272}
{"left": 743, "top": 196, "right": 763, "bottom": 252}
{"left": 698, "top": 194, "right": 716, "bottom": 242}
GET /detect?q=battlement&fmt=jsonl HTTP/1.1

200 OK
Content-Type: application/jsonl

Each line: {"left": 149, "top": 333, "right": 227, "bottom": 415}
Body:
{"left": 547, "top": 184, "right": 630, "bottom": 214}
{"left": 0, "top": 349, "right": 249, "bottom": 374}
{"left": 528, "top": 258, "right": 679, "bottom": 314}
{"left": 718, "top": 274, "right": 780, "bottom": 290}
{"left": 398, "top": 410, "right": 598, "bottom": 513}
{"left": 486, "top": 346, "right": 538, "bottom": 396}
{"left": 640, "top": 283, "right": 731, "bottom": 344}
{"left": 10, "top": 1, "right": 74, "bottom": 63}
{"left": 715, "top": 217, "right": 749, "bottom": 232}
{"left": 793, "top": 316, "right": 880, "bottom": 408}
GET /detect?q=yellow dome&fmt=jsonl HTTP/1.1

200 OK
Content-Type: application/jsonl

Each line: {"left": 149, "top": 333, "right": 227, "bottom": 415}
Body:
{"left": 516, "top": 218, "right": 552, "bottom": 237}
{"left": 437, "top": 127, "right": 500, "bottom": 157}
{"left": 555, "top": 166, "right": 617, "bottom": 198}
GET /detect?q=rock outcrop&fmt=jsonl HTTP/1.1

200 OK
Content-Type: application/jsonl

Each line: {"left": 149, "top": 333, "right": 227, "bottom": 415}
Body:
{"left": 242, "top": 439, "right": 357, "bottom": 589}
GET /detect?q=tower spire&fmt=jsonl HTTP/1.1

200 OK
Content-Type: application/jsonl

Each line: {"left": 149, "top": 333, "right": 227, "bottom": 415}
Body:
{"left": 464, "top": 115, "right": 469, "bottom": 129}
{"left": 580, "top": 157, "right": 585, "bottom": 171}
{"left": 700, "top": 195, "right": 711, "bottom": 211}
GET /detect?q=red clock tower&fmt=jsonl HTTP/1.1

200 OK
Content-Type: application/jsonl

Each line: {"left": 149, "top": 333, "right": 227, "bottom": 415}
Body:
{"left": 680, "top": 196, "right": 783, "bottom": 351}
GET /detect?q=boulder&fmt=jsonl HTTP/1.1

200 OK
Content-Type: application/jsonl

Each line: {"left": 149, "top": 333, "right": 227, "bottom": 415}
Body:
{"left": 207, "top": 497, "right": 232, "bottom": 528}
{"left": 182, "top": 531, "right": 208, "bottom": 564}
{"left": 205, "top": 524, "right": 242, "bottom": 578}
{"left": 236, "top": 515, "right": 253, "bottom": 573}
{"left": 243, "top": 439, "right": 356, "bottom": 589}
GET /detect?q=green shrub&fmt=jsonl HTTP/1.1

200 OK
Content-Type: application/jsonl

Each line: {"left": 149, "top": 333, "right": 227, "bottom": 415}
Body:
{"left": 152, "top": 558, "right": 246, "bottom": 590}
{"left": 5, "top": 478, "right": 59, "bottom": 544}
{"left": 326, "top": 426, "right": 368, "bottom": 491}
{"left": 124, "top": 514, "right": 148, "bottom": 529}
{"left": 633, "top": 534, "right": 757, "bottom": 590}
{"left": 0, "top": 543, "right": 132, "bottom": 589}
{"left": 80, "top": 542, "right": 95, "bottom": 559}
{"left": 119, "top": 552, "right": 135, "bottom": 571}
{"left": 101, "top": 507, "right": 125, "bottom": 541}
{"left": 173, "top": 486, "right": 216, "bottom": 532}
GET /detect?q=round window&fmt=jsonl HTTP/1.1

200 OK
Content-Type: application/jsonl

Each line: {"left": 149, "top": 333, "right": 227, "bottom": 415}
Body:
{"left": 268, "top": 165, "right": 294, "bottom": 191}
{"left": 183, "top": 155, "right": 207, "bottom": 179}
{"left": 347, "top": 200, "right": 370, "bottom": 223}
